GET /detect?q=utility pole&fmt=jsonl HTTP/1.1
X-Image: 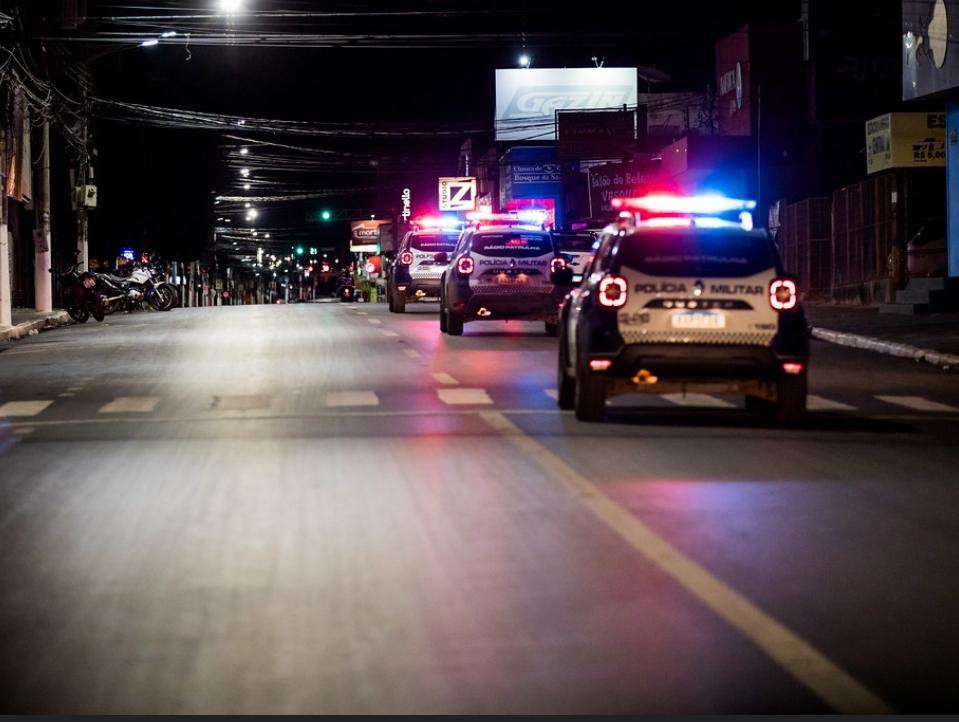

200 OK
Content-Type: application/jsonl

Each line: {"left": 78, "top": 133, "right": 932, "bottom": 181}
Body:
{"left": 76, "top": 71, "right": 90, "bottom": 272}
{"left": 34, "top": 119, "right": 52, "bottom": 313}
{"left": 0, "top": 125, "right": 11, "bottom": 327}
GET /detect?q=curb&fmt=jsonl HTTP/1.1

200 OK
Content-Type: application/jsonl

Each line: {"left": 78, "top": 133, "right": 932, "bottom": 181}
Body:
{"left": 812, "top": 327, "right": 959, "bottom": 371}
{"left": 0, "top": 310, "right": 73, "bottom": 342}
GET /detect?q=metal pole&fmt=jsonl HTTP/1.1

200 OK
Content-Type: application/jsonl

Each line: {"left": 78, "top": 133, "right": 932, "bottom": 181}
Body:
{"left": 756, "top": 84, "right": 762, "bottom": 218}
{"left": 0, "top": 125, "right": 11, "bottom": 327}
{"left": 76, "top": 67, "right": 89, "bottom": 272}
{"left": 34, "top": 120, "right": 52, "bottom": 313}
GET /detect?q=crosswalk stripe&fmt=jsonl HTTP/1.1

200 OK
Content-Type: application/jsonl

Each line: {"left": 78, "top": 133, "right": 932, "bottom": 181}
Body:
{"left": 437, "top": 388, "right": 493, "bottom": 405}
{"left": 544, "top": 389, "right": 559, "bottom": 400}
{"left": 660, "top": 393, "right": 735, "bottom": 408}
{"left": 0, "top": 401, "right": 53, "bottom": 417}
{"left": 98, "top": 396, "right": 161, "bottom": 414}
{"left": 379, "top": 329, "right": 399, "bottom": 337}
{"left": 367, "top": 318, "right": 382, "bottom": 325}
{"left": 875, "top": 395, "right": 959, "bottom": 413}
{"left": 404, "top": 349, "right": 422, "bottom": 359}
{"left": 807, "top": 395, "right": 857, "bottom": 412}
{"left": 432, "top": 372, "right": 459, "bottom": 385}
{"left": 325, "top": 391, "right": 379, "bottom": 407}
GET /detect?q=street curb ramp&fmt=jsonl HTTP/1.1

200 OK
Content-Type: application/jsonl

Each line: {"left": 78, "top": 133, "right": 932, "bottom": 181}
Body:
{"left": 812, "top": 327, "right": 959, "bottom": 372}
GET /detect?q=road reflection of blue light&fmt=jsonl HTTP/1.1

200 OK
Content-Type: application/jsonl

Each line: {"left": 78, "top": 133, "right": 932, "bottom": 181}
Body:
{"left": 0, "top": 417, "right": 19, "bottom": 455}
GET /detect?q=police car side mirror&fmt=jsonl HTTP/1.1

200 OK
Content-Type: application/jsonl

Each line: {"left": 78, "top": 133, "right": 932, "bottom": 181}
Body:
{"left": 433, "top": 251, "right": 449, "bottom": 265}
{"left": 551, "top": 268, "right": 574, "bottom": 286}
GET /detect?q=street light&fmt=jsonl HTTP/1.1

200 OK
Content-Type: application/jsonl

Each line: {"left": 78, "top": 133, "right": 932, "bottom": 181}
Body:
{"left": 243, "top": 183, "right": 251, "bottom": 190}
{"left": 519, "top": 54, "right": 531, "bottom": 68}
{"left": 240, "top": 168, "right": 250, "bottom": 177}
{"left": 140, "top": 39, "right": 159, "bottom": 47}
{"left": 239, "top": 147, "right": 249, "bottom": 155}
{"left": 321, "top": 209, "right": 331, "bottom": 221}
{"left": 218, "top": 0, "right": 244, "bottom": 13}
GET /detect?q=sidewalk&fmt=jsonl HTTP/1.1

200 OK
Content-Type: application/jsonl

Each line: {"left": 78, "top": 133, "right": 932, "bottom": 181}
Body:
{"left": 807, "top": 303, "right": 959, "bottom": 369}
{"left": 0, "top": 308, "right": 72, "bottom": 342}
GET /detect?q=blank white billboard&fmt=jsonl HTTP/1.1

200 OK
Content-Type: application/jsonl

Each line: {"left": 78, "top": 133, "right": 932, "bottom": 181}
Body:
{"left": 495, "top": 67, "right": 638, "bottom": 142}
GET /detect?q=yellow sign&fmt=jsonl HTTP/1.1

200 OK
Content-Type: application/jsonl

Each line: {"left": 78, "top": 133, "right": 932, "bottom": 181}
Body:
{"left": 865, "top": 112, "right": 946, "bottom": 174}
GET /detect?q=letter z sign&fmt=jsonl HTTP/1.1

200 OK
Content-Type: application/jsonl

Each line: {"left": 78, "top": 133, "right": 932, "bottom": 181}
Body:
{"left": 438, "top": 177, "right": 477, "bottom": 211}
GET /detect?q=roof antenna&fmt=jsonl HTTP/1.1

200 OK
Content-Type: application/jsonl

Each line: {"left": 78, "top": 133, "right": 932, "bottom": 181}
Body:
{"left": 592, "top": 56, "right": 605, "bottom": 68}
{"left": 184, "top": 33, "right": 192, "bottom": 61}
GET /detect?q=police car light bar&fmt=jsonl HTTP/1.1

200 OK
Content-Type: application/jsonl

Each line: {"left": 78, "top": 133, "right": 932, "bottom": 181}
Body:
{"left": 411, "top": 215, "right": 463, "bottom": 232}
{"left": 612, "top": 194, "right": 757, "bottom": 215}
{"left": 466, "top": 210, "right": 551, "bottom": 225}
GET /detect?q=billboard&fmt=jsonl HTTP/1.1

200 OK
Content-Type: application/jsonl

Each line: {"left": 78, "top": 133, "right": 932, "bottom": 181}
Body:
{"left": 495, "top": 67, "right": 638, "bottom": 142}
{"left": 438, "top": 177, "right": 477, "bottom": 211}
{"left": 865, "top": 112, "right": 947, "bottom": 174}
{"left": 350, "top": 219, "right": 392, "bottom": 253}
{"left": 556, "top": 109, "right": 638, "bottom": 160}
{"left": 903, "top": 0, "right": 959, "bottom": 100}
{"left": 499, "top": 146, "right": 562, "bottom": 209}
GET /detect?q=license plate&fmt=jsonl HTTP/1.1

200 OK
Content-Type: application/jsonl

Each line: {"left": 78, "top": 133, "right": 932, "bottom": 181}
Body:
{"left": 671, "top": 311, "right": 726, "bottom": 329}
{"left": 82, "top": 277, "right": 96, "bottom": 289}
{"left": 495, "top": 274, "right": 529, "bottom": 285}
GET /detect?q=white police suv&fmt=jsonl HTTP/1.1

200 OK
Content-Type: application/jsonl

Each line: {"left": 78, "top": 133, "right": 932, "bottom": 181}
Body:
{"left": 438, "top": 212, "right": 574, "bottom": 336}
{"left": 557, "top": 194, "right": 809, "bottom": 424}
{"left": 388, "top": 218, "right": 462, "bottom": 313}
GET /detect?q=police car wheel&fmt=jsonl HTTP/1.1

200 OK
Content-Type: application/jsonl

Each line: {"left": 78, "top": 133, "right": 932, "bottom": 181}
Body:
{"left": 393, "top": 292, "right": 406, "bottom": 313}
{"left": 447, "top": 311, "right": 464, "bottom": 336}
{"left": 387, "top": 291, "right": 395, "bottom": 312}
{"left": 556, "top": 332, "right": 575, "bottom": 411}
{"left": 574, "top": 357, "right": 606, "bottom": 422}
{"left": 439, "top": 304, "right": 448, "bottom": 333}
{"left": 544, "top": 321, "right": 559, "bottom": 337}
{"left": 769, "top": 372, "right": 807, "bottom": 427}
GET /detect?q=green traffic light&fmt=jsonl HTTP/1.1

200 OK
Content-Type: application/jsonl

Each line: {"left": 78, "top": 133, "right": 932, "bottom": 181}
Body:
{"left": 295, "top": 246, "right": 305, "bottom": 256}
{"left": 321, "top": 209, "right": 331, "bottom": 221}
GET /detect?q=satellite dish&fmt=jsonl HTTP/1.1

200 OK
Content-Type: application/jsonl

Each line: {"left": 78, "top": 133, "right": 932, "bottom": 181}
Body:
{"left": 636, "top": 66, "right": 672, "bottom": 84}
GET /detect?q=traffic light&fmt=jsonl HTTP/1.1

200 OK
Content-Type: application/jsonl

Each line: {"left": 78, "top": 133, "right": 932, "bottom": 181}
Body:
{"left": 295, "top": 246, "right": 305, "bottom": 256}
{"left": 321, "top": 209, "right": 331, "bottom": 221}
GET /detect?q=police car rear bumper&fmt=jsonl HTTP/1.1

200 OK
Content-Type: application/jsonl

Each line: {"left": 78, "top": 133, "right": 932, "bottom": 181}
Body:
{"left": 460, "top": 292, "right": 560, "bottom": 321}
{"left": 604, "top": 344, "right": 806, "bottom": 381}
{"left": 397, "top": 279, "right": 442, "bottom": 299}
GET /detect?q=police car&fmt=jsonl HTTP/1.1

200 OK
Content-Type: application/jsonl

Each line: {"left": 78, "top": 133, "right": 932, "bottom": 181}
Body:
{"left": 552, "top": 230, "right": 599, "bottom": 284}
{"left": 438, "top": 211, "right": 573, "bottom": 336}
{"left": 556, "top": 194, "right": 809, "bottom": 424}
{"left": 389, "top": 218, "right": 462, "bottom": 313}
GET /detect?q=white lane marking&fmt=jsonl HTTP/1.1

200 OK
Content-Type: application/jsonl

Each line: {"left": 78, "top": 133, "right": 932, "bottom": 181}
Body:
{"left": 357, "top": 312, "right": 368, "bottom": 316}
{"left": 58, "top": 393, "right": 76, "bottom": 398}
{"left": 661, "top": 393, "right": 736, "bottom": 408}
{"left": 325, "top": 391, "right": 379, "bottom": 407}
{"left": 13, "top": 426, "right": 34, "bottom": 435}
{"left": 437, "top": 388, "right": 493, "bottom": 405}
{"left": 807, "top": 395, "right": 856, "bottom": 412}
{"left": 875, "top": 395, "right": 959, "bottom": 413}
{"left": 543, "top": 389, "right": 559, "bottom": 400}
{"left": 98, "top": 396, "right": 161, "bottom": 414}
{"left": 432, "top": 372, "right": 459, "bottom": 385}
{"left": 0, "top": 401, "right": 53, "bottom": 417}
{"left": 380, "top": 329, "right": 399, "bottom": 337}
{"left": 367, "top": 318, "right": 382, "bottom": 325}
{"left": 66, "top": 386, "right": 83, "bottom": 392}
{"left": 404, "top": 349, "right": 422, "bottom": 359}
{"left": 478, "top": 410, "right": 893, "bottom": 714}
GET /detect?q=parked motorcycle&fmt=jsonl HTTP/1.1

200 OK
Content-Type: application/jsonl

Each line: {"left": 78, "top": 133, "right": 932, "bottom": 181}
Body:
{"left": 52, "top": 264, "right": 106, "bottom": 323}
{"left": 95, "top": 264, "right": 176, "bottom": 313}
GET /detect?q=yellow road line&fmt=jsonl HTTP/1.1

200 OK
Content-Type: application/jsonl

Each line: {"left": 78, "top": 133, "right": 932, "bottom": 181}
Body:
{"left": 478, "top": 410, "right": 893, "bottom": 714}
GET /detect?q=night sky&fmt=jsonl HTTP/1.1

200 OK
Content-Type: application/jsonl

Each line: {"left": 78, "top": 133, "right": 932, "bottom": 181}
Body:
{"left": 81, "top": 0, "right": 807, "bottom": 260}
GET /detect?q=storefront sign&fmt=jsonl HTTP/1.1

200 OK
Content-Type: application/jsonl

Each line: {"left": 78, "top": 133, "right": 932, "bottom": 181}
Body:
{"left": 865, "top": 112, "right": 946, "bottom": 174}
{"left": 438, "top": 177, "right": 477, "bottom": 211}
{"left": 350, "top": 219, "right": 391, "bottom": 253}
{"left": 557, "top": 109, "right": 637, "bottom": 160}
{"left": 587, "top": 161, "right": 658, "bottom": 216}
{"left": 400, "top": 188, "right": 412, "bottom": 222}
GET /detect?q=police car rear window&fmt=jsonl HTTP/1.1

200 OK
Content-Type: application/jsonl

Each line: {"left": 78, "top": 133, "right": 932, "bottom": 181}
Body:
{"left": 410, "top": 233, "right": 458, "bottom": 252}
{"left": 472, "top": 233, "right": 551, "bottom": 257}
{"left": 618, "top": 231, "right": 775, "bottom": 278}
{"left": 553, "top": 233, "right": 595, "bottom": 252}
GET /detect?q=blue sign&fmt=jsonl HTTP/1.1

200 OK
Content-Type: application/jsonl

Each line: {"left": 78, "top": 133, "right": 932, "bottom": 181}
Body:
{"left": 120, "top": 247, "right": 136, "bottom": 262}
{"left": 500, "top": 146, "right": 564, "bottom": 223}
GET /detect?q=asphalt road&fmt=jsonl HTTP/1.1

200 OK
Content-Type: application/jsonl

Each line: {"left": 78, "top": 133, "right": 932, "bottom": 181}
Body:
{"left": 1, "top": 301, "right": 958, "bottom": 714}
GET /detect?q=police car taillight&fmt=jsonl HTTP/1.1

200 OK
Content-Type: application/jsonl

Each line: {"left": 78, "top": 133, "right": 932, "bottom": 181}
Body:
{"left": 399, "top": 251, "right": 413, "bottom": 266}
{"left": 769, "top": 278, "right": 798, "bottom": 311}
{"left": 598, "top": 275, "right": 628, "bottom": 308}
{"left": 550, "top": 257, "right": 567, "bottom": 273}
{"left": 456, "top": 256, "right": 475, "bottom": 276}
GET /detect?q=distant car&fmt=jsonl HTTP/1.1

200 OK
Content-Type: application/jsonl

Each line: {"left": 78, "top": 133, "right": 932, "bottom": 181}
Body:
{"left": 438, "top": 212, "right": 573, "bottom": 336}
{"left": 388, "top": 221, "right": 462, "bottom": 313}
{"left": 907, "top": 217, "right": 948, "bottom": 278}
{"left": 557, "top": 194, "right": 809, "bottom": 425}
{"left": 552, "top": 230, "right": 599, "bottom": 284}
